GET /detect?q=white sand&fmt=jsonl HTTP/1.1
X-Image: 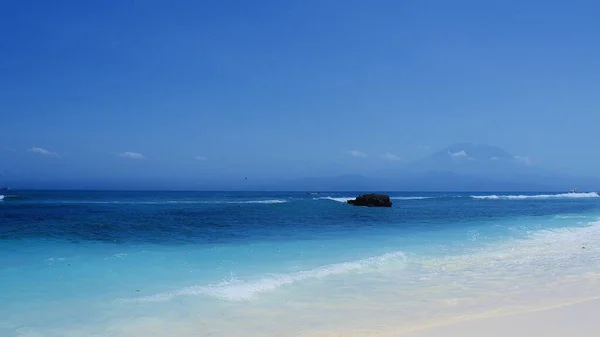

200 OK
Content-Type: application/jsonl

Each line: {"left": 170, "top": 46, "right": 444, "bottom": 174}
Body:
{"left": 405, "top": 298, "right": 600, "bottom": 337}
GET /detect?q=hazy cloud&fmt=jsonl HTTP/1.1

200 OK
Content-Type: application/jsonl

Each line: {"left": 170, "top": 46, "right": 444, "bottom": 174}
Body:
{"left": 490, "top": 156, "right": 500, "bottom": 161}
{"left": 28, "top": 147, "right": 59, "bottom": 157}
{"left": 381, "top": 152, "right": 401, "bottom": 161}
{"left": 515, "top": 155, "right": 531, "bottom": 165}
{"left": 347, "top": 150, "right": 367, "bottom": 158}
{"left": 118, "top": 152, "right": 144, "bottom": 159}
{"left": 449, "top": 150, "right": 468, "bottom": 157}
{"left": 194, "top": 155, "right": 207, "bottom": 161}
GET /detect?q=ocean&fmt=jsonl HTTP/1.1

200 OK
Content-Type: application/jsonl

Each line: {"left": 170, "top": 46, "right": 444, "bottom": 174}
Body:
{"left": 2, "top": 190, "right": 600, "bottom": 336}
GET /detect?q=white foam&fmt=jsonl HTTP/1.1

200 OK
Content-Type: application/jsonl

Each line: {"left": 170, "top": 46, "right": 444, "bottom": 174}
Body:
{"left": 318, "top": 196, "right": 433, "bottom": 202}
{"left": 232, "top": 199, "right": 287, "bottom": 204}
{"left": 315, "top": 196, "right": 353, "bottom": 203}
{"left": 418, "top": 219, "right": 600, "bottom": 276}
{"left": 555, "top": 215, "right": 590, "bottom": 219}
{"left": 471, "top": 192, "right": 599, "bottom": 200}
{"left": 471, "top": 195, "right": 501, "bottom": 200}
{"left": 0, "top": 195, "right": 3, "bottom": 200}
{"left": 132, "top": 251, "right": 406, "bottom": 302}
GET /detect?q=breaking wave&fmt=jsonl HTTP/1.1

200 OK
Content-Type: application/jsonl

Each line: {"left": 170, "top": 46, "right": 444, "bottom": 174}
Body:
{"left": 131, "top": 251, "right": 407, "bottom": 302}
{"left": 314, "top": 196, "right": 353, "bottom": 203}
{"left": 317, "top": 196, "right": 433, "bottom": 203}
{"left": 471, "top": 192, "right": 600, "bottom": 200}
{"left": 234, "top": 199, "right": 288, "bottom": 204}
{"left": 0, "top": 194, "right": 22, "bottom": 201}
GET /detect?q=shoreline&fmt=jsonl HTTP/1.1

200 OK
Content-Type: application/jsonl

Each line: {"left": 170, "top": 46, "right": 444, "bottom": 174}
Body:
{"left": 400, "top": 296, "right": 600, "bottom": 336}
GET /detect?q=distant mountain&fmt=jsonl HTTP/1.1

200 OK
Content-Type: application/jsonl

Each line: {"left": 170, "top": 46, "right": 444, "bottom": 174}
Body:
{"left": 283, "top": 143, "right": 600, "bottom": 192}
{"left": 407, "top": 142, "right": 531, "bottom": 175}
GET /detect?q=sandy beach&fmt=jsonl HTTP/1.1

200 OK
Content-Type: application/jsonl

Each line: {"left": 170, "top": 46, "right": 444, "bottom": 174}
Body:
{"left": 405, "top": 298, "right": 600, "bottom": 337}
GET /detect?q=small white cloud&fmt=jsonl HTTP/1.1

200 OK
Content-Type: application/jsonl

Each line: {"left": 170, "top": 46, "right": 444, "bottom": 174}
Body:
{"left": 490, "top": 156, "right": 500, "bottom": 161}
{"left": 449, "top": 150, "right": 468, "bottom": 157}
{"left": 514, "top": 155, "right": 531, "bottom": 165}
{"left": 194, "top": 155, "right": 207, "bottom": 161}
{"left": 381, "top": 152, "right": 401, "bottom": 161}
{"left": 347, "top": 150, "right": 367, "bottom": 158}
{"left": 118, "top": 152, "right": 144, "bottom": 159}
{"left": 28, "top": 147, "right": 59, "bottom": 157}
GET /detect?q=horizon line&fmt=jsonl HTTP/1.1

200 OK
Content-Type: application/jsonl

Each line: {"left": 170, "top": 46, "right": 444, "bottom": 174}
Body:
{"left": 2, "top": 188, "right": 591, "bottom": 193}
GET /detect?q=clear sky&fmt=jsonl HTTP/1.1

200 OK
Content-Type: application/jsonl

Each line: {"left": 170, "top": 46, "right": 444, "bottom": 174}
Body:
{"left": 1, "top": 0, "right": 599, "bottom": 188}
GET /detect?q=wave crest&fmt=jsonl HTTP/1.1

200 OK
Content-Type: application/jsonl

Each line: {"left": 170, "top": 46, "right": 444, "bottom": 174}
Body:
{"left": 471, "top": 192, "right": 599, "bottom": 200}
{"left": 317, "top": 196, "right": 433, "bottom": 203}
{"left": 314, "top": 196, "right": 353, "bottom": 203}
{"left": 132, "top": 251, "right": 406, "bottom": 302}
{"left": 234, "top": 199, "right": 287, "bottom": 204}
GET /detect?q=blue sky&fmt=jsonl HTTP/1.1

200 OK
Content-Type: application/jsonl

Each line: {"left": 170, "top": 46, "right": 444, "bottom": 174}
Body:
{"left": 1, "top": 0, "right": 599, "bottom": 188}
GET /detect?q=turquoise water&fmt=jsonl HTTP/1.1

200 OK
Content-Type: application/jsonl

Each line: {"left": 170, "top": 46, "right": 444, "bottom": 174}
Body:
{"left": 2, "top": 191, "right": 600, "bottom": 336}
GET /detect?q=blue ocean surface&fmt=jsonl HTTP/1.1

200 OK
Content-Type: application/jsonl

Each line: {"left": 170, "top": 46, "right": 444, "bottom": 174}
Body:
{"left": 2, "top": 191, "right": 600, "bottom": 336}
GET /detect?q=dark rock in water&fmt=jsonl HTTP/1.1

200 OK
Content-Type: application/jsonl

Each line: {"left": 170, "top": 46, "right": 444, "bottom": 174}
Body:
{"left": 347, "top": 194, "right": 392, "bottom": 207}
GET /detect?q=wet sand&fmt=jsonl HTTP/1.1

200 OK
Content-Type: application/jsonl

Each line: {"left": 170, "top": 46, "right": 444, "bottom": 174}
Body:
{"left": 406, "top": 298, "right": 600, "bottom": 337}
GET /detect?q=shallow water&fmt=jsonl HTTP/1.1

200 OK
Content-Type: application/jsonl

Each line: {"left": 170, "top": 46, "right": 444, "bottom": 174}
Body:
{"left": 2, "top": 191, "right": 600, "bottom": 336}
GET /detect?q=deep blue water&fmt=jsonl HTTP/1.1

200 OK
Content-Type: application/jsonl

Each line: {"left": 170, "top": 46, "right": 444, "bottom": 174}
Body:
{"left": 3, "top": 191, "right": 599, "bottom": 244}
{"left": 2, "top": 190, "right": 600, "bottom": 336}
